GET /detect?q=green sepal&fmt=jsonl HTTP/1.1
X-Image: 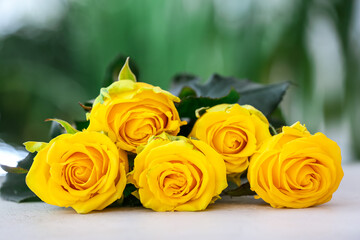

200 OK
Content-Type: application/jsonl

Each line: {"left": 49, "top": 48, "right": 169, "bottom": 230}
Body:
{"left": 102, "top": 55, "right": 139, "bottom": 88}
{"left": 269, "top": 123, "right": 278, "bottom": 136}
{"left": 45, "top": 118, "right": 79, "bottom": 134}
{"left": 0, "top": 165, "right": 28, "bottom": 174}
{"left": 195, "top": 107, "right": 210, "bottom": 118}
{"left": 118, "top": 57, "right": 136, "bottom": 82}
{"left": 227, "top": 172, "right": 244, "bottom": 187}
{"left": 97, "top": 88, "right": 110, "bottom": 104}
{"left": 23, "top": 141, "right": 48, "bottom": 153}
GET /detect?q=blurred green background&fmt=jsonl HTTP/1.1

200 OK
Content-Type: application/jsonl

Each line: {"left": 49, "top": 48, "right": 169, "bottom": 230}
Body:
{"left": 0, "top": 0, "right": 359, "bottom": 163}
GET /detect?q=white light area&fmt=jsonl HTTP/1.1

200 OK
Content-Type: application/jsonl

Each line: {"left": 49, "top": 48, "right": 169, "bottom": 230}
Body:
{"left": 305, "top": 9, "right": 353, "bottom": 161}
{"left": 182, "top": 0, "right": 204, "bottom": 14}
{"left": 213, "top": 0, "right": 251, "bottom": 33}
{"left": 213, "top": 0, "right": 251, "bottom": 22}
{"left": 213, "top": 0, "right": 295, "bottom": 32}
{"left": 350, "top": 0, "right": 360, "bottom": 51}
{"left": 255, "top": 0, "right": 295, "bottom": 24}
{"left": 307, "top": 13, "right": 345, "bottom": 105}
{"left": 0, "top": 0, "right": 67, "bottom": 38}
{"left": 0, "top": 142, "right": 28, "bottom": 175}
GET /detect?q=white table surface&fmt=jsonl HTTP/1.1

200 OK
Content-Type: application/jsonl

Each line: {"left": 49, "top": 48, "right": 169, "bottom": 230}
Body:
{"left": 1, "top": 163, "right": 360, "bottom": 240}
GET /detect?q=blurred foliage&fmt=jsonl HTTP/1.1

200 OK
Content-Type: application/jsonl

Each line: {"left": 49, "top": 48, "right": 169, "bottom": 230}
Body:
{"left": 0, "top": 0, "right": 359, "bottom": 159}
{"left": 0, "top": 153, "right": 39, "bottom": 202}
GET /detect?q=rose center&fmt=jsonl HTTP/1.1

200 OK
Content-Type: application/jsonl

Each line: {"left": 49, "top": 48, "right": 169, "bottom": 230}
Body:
{"left": 125, "top": 118, "right": 157, "bottom": 140}
{"left": 162, "top": 173, "right": 187, "bottom": 196}
{"left": 74, "top": 166, "right": 91, "bottom": 183}
{"left": 285, "top": 159, "right": 321, "bottom": 190}
{"left": 64, "top": 153, "right": 95, "bottom": 190}
{"left": 223, "top": 130, "right": 247, "bottom": 153}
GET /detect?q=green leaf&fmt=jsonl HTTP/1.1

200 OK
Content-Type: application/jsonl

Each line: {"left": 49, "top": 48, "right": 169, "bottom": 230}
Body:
{"left": 224, "top": 182, "right": 256, "bottom": 197}
{"left": 171, "top": 73, "right": 290, "bottom": 117}
{"left": 127, "top": 152, "right": 136, "bottom": 171}
{"left": 74, "top": 120, "right": 90, "bottom": 131}
{"left": 236, "top": 81, "right": 290, "bottom": 117}
{"left": 170, "top": 73, "right": 200, "bottom": 97}
{"left": 178, "top": 86, "right": 197, "bottom": 99}
{"left": 0, "top": 153, "right": 41, "bottom": 202}
{"left": 172, "top": 74, "right": 289, "bottom": 137}
{"left": 103, "top": 55, "right": 139, "bottom": 88}
{"left": 120, "top": 194, "right": 141, "bottom": 207}
{"left": 107, "top": 183, "right": 141, "bottom": 208}
{"left": 177, "top": 88, "right": 240, "bottom": 119}
{"left": 176, "top": 89, "right": 239, "bottom": 136}
{"left": 0, "top": 165, "right": 28, "bottom": 174}
{"left": 45, "top": 118, "right": 79, "bottom": 134}
{"left": 268, "top": 107, "right": 287, "bottom": 130}
{"left": 49, "top": 120, "right": 64, "bottom": 139}
{"left": 118, "top": 57, "right": 136, "bottom": 82}
{"left": 123, "top": 184, "right": 137, "bottom": 198}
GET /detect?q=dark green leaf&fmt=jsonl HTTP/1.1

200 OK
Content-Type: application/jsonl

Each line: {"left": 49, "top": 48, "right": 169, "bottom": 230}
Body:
{"left": 127, "top": 152, "right": 136, "bottom": 171}
{"left": 0, "top": 165, "right": 28, "bottom": 174}
{"left": 49, "top": 120, "right": 64, "bottom": 139}
{"left": 106, "top": 183, "right": 141, "bottom": 208}
{"left": 224, "top": 182, "right": 256, "bottom": 197}
{"left": 170, "top": 73, "right": 200, "bottom": 97}
{"left": 0, "top": 153, "right": 41, "bottom": 202}
{"left": 120, "top": 194, "right": 141, "bottom": 207}
{"left": 171, "top": 73, "right": 290, "bottom": 117}
{"left": 123, "top": 184, "right": 137, "bottom": 198}
{"left": 178, "top": 86, "right": 197, "bottom": 99}
{"left": 176, "top": 88, "right": 240, "bottom": 119}
{"left": 176, "top": 89, "right": 240, "bottom": 136}
{"left": 74, "top": 120, "right": 90, "bottom": 131}
{"left": 268, "top": 107, "right": 287, "bottom": 130}
{"left": 236, "top": 81, "right": 291, "bottom": 117}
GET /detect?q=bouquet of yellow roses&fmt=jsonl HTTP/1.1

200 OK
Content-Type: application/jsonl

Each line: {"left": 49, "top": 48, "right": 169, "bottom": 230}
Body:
{"left": 0, "top": 57, "right": 343, "bottom": 213}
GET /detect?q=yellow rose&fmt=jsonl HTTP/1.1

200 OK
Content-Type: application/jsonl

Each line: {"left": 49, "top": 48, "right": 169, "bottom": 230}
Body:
{"left": 25, "top": 131, "right": 128, "bottom": 214}
{"left": 130, "top": 133, "right": 228, "bottom": 211}
{"left": 87, "top": 80, "right": 186, "bottom": 153}
{"left": 189, "top": 103, "right": 271, "bottom": 176}
{"left": 248, "top": 122, "right": 344, "bottom": 208}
